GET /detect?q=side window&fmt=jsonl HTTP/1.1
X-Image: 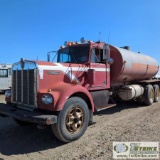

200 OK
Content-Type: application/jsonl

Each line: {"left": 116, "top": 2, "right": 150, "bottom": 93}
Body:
{"left": 91, "top": 48, "right": 104, "bottom": 63}
{"left": 8, "top": 68, "right": 12, "bottom": 76}
{"left": 0, "top": 69, "right": 8, "bottom": 77}
{"left": 91, "top": 49, "right": 96, "bottom": 62}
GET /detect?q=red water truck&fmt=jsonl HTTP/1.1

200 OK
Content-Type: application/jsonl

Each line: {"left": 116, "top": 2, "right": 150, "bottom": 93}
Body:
{"left": 0, "top": 38, "right": 159, "bottom": 142}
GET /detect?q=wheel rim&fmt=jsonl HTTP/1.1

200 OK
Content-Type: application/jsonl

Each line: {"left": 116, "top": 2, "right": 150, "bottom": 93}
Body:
{"left": 155, "top": 88, "right": 159, "bottom": 101}
{"left": 66, "top": 106, "right": 84, "bottom": 133}
{"left": 149, "top": 89, "right": 154, "bottom": 102}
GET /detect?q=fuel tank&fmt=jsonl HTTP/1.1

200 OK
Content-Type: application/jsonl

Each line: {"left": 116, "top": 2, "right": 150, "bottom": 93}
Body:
{"left": 110, "top": 45, "right": 159, "bottom": 85}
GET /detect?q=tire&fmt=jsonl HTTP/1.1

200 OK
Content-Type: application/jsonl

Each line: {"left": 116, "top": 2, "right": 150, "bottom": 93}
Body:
{"left": 153, "top": 84, "right": 160, "bottom": 102}
{"left": 52, "top": 97, "right": 89, "bottom": 142}
{"left": 143, "top": 85, "right": 154, "bottom": 106}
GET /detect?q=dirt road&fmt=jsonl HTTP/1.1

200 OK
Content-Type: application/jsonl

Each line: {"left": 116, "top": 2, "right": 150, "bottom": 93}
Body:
{"left": 0, "top": 93, "right": 160, "bottom": 160}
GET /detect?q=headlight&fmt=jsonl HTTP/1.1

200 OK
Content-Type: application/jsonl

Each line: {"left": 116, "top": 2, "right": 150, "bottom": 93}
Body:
{"left": 41, "top": 94, "right": 53, "bottom": 104}
{"left": 5, "top": 90, "right": 11, "bottom": 97}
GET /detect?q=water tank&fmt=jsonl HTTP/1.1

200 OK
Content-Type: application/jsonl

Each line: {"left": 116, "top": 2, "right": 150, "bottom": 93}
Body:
{"left": 110, "top": 45, "right": 159, "bottom": 85}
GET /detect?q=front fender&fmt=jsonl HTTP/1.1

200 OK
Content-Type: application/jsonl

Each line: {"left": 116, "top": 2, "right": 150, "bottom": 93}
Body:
{"left": 51, "top": 83, "right": 94, "bottom": 112}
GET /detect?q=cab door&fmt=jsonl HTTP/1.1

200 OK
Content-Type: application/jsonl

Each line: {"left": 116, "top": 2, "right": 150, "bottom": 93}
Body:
{"left": 88, "top": 47, "right": 113, "bottom": 111}
{"left": 89, "top": 48, "right": 108, "bottom": 89}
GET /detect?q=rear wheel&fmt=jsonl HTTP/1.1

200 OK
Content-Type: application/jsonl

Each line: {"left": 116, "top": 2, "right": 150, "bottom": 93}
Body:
{"left": 52, "top": 97, "right": 89, "bottom": 142}
{"left": 153, "top": 84, "right": 160, "bottom": 102}
{"left": 143, "top": 85, "right": 154, "bottom": 106}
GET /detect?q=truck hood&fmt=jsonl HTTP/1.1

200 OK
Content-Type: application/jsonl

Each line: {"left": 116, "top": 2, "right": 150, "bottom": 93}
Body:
{"left": 36, "top": 61, "right": 89, "bottom": 82}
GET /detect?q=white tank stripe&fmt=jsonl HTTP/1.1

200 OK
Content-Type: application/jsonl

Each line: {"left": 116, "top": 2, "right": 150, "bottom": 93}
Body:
{"left": 38, "top": 65, "right": 110, "bottom": 72}
{"left": 38, "top": 64, "right": 110, "bottom": 80}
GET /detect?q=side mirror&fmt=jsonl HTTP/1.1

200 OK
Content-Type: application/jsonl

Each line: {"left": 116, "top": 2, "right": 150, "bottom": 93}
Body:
{"left": 47, "top": 53, "right": 50, "bottom": 62}
{"left": 103, "top": 44, "right": 110, "bottom": 60}
{"left": 103, "top": 44, "right": 114, "bottom": 65}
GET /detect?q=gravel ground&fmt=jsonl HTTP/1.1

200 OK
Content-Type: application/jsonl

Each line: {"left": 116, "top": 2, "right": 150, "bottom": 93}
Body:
{"left": 0, "top": 93, "right": 160, "bottom": 160}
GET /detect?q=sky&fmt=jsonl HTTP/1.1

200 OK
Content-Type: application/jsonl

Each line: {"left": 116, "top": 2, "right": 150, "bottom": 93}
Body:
{"left": 0, "top": 0, "right": 160, "bottom": 69}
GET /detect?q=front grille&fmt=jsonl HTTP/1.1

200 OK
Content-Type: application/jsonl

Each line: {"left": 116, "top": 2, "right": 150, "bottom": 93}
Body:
{"left": 12, "top": 64, "right": 36, "bottom": 107}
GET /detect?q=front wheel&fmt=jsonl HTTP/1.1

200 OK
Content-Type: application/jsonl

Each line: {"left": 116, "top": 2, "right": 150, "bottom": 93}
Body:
{"left": 52, "top": 97, "right": 89, "bottom": 142}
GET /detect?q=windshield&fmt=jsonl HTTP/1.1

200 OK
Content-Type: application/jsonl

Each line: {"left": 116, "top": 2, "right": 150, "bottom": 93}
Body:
{"left": 57, "top": 46, "right": 89, "bottom": 63}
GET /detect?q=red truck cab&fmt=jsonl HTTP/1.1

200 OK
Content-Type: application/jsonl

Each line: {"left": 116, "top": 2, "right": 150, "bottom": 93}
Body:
{"left": 1, "top": 38, "right": 159, "bottom": 142}
{"left": 2, "top": 39, "right": 113, "bottom": 142}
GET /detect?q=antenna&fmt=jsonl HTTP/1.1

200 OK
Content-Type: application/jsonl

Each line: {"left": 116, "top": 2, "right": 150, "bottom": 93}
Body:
{"left": 98, "top": 27, "right": 111, "bottom": 43}
{"left": 108, "top": 30, "right": 111, "bottom": 44}
{"left": 99, "top": 32, "right": 101, "bottom": 42}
